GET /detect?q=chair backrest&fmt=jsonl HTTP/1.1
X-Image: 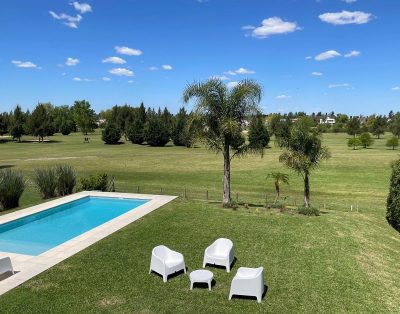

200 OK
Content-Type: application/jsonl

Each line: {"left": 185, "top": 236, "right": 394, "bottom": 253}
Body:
{"left": 152, "top": 245, "right": 170, "bottom": 260}
{"left": 213, "top": 238, "right": 233, "bottom": 254}
{"left": 0, "top": 257, "right": 13, "bottom": 275}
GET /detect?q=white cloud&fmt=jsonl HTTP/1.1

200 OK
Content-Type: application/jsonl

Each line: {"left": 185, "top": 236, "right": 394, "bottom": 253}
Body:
{"left": 127, "top": 80, "right": 134, "bottom": 84}
{"left": 149, "top": 66, "right": 158, "bottom": 71}
{"left": 49, "top": 11, "right": 82, "bottom": 28}
{"left": 70, "top": 2, "right": 92, "bottom": 14}
{"left": 312, "top": 72, "right": 323, "bottom": 76}
{"left": 115, "top": 46, "right": 143, "bottom": 56}
{"left": 276, "top": 94, "right": 291, "bottom": 99}
{"left": 344, "top": 50, "right": 361, "bottom": 58}
{"left": 66, "top": 57, "right": 79, "bottom": 66}
{"left": 162, "top": 65, "right": 173, "bottom": 70}
{"left": 342, "top": 0, "right": 357, "bottom": 3}
{"left": 328, "top": 83, "right": 351, "bottom": 88}
{"left": 102, "top": 56, "right": 126, "bottom": 64}
{"left": 224, "top": 70, "right": 237, "bottom": 76}
{"left": 315, "top": 50, "right": 341, "bottom": 61}
{"left": 211, "top": 75, "right": 230, "bottom": 81}
{"left": 319, "top": 11, "right": 373, "bottom": 25}
{"left": 102, "top": 77, "right": 111, "bottom": 81}
{"left": 109, "top": 68, "right": 134, "bottom": 77}
{"left": 73, "top": 77, "right": 92, "bottom": 82}
{"left": 244, "top": 17, "right": 300, "bottom": 39}
{"left": 392, "top": 86, "right": 400, "bottom": 91}
{"left": 11, "top": 60, "right": 40, "bottom": 69}
{"left": 305, "top": 56, "right": 312, "bottom": 60}
{"left": 224, "top": 67, "right": 255, "bottom": 76}
{"left": 227, "top": 82, "right": 239, "bottom": 89}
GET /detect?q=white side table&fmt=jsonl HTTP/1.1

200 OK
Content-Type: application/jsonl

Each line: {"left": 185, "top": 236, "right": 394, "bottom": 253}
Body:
{"left": 189, "top": 269, "right": 213, "bottom": 291}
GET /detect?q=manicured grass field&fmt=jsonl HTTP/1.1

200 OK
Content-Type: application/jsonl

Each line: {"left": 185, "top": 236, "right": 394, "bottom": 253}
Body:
{"left": 0, "top": 132, "right": 399, "bottom": 313}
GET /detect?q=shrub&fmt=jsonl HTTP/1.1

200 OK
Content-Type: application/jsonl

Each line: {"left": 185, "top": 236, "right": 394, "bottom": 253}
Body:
{"left": 144, "top": 115, "right": 170, "bottom": 147}
{"left": 126, "top": 119, "right": 145, "bottom": 144}
{"left": 387, "top": 159, "right": 400, "bottom": 232}
{"left": 0, "top": 169, "right": 25, "bottom": 210}
{"left": 34, "top": 168, "right": 58, "bottom": 199}
{"left": 347, "top": 137, "right": 362, "bottom": 150}
{"left": 248, "top": 114, "right": 270, "bottom": 149}
{"left": 297, "top": 206, "right": 320, "bottom": 216}
{"left": 55, "top": 165, "right": 76, "bottom": 196}
{"left": 359, "top": 132, "right": 374, "bottom": 148}
{"left": 386, "top": 136, "right": 399, "bottom": 150}
{"left": 80, "top": 173, "right": 113, "bottom": 191}
{"left": 102, "top": 124, "right": 121, "bottom": 144}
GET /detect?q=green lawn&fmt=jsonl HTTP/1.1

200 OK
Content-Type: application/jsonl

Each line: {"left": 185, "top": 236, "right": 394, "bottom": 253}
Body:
{"left": 0, "top": 132, "right": 399, "bottom": 313}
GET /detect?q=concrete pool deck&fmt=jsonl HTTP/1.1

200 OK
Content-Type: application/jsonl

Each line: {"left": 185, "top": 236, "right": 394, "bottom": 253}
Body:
{"left": 0, "top": 191, "right": 177, "bottom": 296}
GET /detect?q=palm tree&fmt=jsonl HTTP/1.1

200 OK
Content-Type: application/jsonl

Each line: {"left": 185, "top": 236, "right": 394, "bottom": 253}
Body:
{"left": 266, "top": 172, "right": 289, "bottom": 203}
{"left": 279, "top": 119, "right": 330, "bottom": 208}
{"left": 183, "top": 79, "right": 265, "bottom": 206}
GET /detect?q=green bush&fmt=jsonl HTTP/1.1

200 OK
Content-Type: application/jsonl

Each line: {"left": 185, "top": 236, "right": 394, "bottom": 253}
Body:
{"left": 387, "top": 159, "right": 400, "bottom": 232}
{"left": 0, "top": 169, "right": 25, "bottom": 210}
{"left": 144, "top": 115, "right": 170, "bottom": 147}
{"left": 248, "top": 114, "right": 270, "bottom": 149}
{"left": 297, "top": 206, "right": 320, "bottom": 216}
{"left": 80, "top": 173, "right": 113, "bottom": 191}
{"left": 34, "top": 168, "right": 58, "bottom": 199}
{"left": 126, "top": 119, "right": 145, "bottom": 144}
{"left": 55, "top": 165, "right": 76, "bottom": 196}
{"left": 359, "top": 132, "right": 374, "bottom": 148}
{"left": 102, "top": 124, "right": 121, "bottom": 144}
{"left": 386, "top": 136, "right": 399, "bottom": 150}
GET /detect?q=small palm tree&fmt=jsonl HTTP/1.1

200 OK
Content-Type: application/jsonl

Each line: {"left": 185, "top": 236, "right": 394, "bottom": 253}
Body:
{"left": 266, "top": 172, "right": 289, "bottom": 203}
{"left": 183, "top": 79, "right": 266, "bottom": 206}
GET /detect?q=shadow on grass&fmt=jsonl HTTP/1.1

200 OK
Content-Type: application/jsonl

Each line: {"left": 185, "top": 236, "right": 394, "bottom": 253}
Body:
{"left": 0, "top": 165, "right": 14, "bottom": 169}
{"left": 229, "top": 285, "right": 269, "bottom": 303}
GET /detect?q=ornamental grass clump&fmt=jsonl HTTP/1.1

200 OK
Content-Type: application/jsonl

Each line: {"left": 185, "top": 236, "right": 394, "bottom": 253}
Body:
{"left": 0, "top": 169, "right": 25, "bottom": 210}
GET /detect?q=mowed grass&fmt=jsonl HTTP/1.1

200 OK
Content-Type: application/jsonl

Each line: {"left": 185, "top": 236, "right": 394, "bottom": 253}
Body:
{"left": 0, "top": 132, "right": 399, "bottom": 313}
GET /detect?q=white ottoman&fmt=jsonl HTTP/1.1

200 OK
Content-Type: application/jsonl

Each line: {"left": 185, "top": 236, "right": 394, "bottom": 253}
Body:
{"left": 189, "top": 269, "right": 213, "bottom": 291}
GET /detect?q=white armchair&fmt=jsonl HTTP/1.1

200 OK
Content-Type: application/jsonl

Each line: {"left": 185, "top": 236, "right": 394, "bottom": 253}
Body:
{"left": 203, "top": 238, "right": 234, "bottom": 272}
{"left": 149, "top": 245, "right": 186, "bottom": 282}
{"left": 229, "top": 267, "right": 265, "bottom": 303}
{"left": 0, "top": 257, "right": 14, "bottom": 277}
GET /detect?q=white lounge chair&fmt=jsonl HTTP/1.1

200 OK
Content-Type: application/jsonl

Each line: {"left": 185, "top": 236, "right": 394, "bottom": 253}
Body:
{"left": 149, "top": 245, "right": 186, "bottom": 282}
{"left": 229, "top": 267, "right": 265, "bottom": 303}
{"left": 0, "top": 257, "right": 15, "bottom": 277}
{"left": 203, "top": 238, "right": 234, "bottom": 272}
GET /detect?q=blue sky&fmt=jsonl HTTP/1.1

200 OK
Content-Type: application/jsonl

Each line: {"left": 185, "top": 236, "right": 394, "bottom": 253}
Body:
{"left": 0, "top": 0, "right": 399, "bottom": 115}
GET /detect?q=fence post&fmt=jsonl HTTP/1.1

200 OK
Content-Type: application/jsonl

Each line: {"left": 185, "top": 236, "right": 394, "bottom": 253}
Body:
{"left": 160, "top": 187, "right": 163, "bottom": 195}
{"left": 184, "top": 188, "right": 187, "bottom": 199}
{"left": 206, "top": 190, "right": 208, "bottom": 201}
{"left": 137, "top": 186, "right": 140, "bottom": 193}
{"left": 236, "top": 192, "right": 239, "bottom": 203}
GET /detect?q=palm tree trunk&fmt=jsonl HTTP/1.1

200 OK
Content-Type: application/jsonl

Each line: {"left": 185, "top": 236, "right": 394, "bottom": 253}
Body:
{"left": 223, "top": 144, "right": 231, "bottom": 205}
{"left": 275, "top": 181, "right": 280, "bottom": 203}
{"left": 304, "top": 172, "right": 310, "bottom": 208}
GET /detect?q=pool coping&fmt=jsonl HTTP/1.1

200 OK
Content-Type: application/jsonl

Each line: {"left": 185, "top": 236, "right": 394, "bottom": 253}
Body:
{"left": 0, "top": 191, "right": 177, "bottom": 296}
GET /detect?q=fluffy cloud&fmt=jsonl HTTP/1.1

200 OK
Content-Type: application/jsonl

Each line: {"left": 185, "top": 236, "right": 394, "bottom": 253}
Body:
{"left": 70, "top": 2, "right": 92, "bottom": 14}
{"left": 115, "top": 46, "right": 143, "bottom": 56}
{"left": 305, "top": 56, "right": 312, "bottom": 60}
{"left": 211, "top": 75, "right": 230, "bottom": 81}
{"left": 66, "top": 57, "right": 79, "bottom": 66}
{"left": 149, "top": 66, "right": 158, "bottom": 71}
{"left": 315, "top": 50, "right": 341, "bottom": 61}
{"left": 11, "top": 60, "right": 41, "bottom": 69}
{"left": 127, "top": 80, "right": 134, "bottom": 84}
{"left": 102, "top": 56, "right": 126, "bottom": 64}
{"left": 102, "top": 77, "right": 111, "bottom": 81}
{"left": 392, "top": 86, "right": 400, "bottom": 91}
{"left": 344, "top": 50, "right": 361, "bottom": 58}
{"left": 162, "top": 65, "right": 173, "bottom": 70}
{"left": 227, "top": 81, "right": 239, "bottom": 89}
{"left": 276, "top": 94, "right": 291, "bottom": 99}
{"left": 312, "top": 72, "right": 323, "bottom": 76}
{"left": 49, "top": 11, "right": 82, "bottom": 28}
{"left": 243, "top": 17, "right": 300, "bottom": 39}
{"left": 73, "top": 77, "right": 91, "bottom": 82}
{"left": 319, "top": 11, "right": 373, "bottom": 25}
{"left": 109, "top": 68, "right": 134, "bottom": 77}
{"left": 224, "top": 68, "right": 255, "bottom": 75}
{"left": 342, "top": 0, "right": 357, "bottom": 3}
{"left": 328, "top": 83, "right": 351, "bottom": 88}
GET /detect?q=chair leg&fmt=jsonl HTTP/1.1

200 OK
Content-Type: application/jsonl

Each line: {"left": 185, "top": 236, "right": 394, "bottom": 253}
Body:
{"left": 228, "top": 293, "right": 233, "bottom": 301}
{"left": 226, "top": 265, "right": 230, "bottom": 273}
{"left": 208, "top": 280, "right": 211, "bottom": 291}
{"left": 190, "top": 281, "right": 193, "bottom": 290}
{"left": 257, "top": 295, "right": 262, "bottom": 303}
{"left": 184, "top": 266, "right": 187, "bottom": 274}
{"left": 163, "top": 274, "right": 168, "bottom": 283}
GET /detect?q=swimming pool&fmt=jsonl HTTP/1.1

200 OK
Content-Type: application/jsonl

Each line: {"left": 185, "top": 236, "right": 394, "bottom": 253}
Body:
{"left": 0, "top": 196, "right": 148, "bottom": 255}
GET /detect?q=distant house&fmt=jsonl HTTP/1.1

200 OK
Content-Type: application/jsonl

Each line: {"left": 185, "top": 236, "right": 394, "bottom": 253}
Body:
{"left": 319, "top": 116, "right": 336, "bottom": 125}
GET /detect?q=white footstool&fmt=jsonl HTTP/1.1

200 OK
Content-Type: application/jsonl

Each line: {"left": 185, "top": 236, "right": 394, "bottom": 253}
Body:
{"left": 190, "top": 269, "right": 213, "bottom": 291}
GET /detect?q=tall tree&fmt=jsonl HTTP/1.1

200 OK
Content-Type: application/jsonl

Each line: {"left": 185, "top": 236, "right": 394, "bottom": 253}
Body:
{"left": 72, "top": 100, "right": 97, "bottom": 135}
{"left": 346, "top": 117, "right": 361, "bottom": 138}
{"left": 9, "top": 105, "right": 26, "bottom": 142}
{"left": 371, "top": 115, "right": 387, "bottom": 139}
{"left": 389, "top": 112, "right": 400, "bottom": 138}
{"left": 387, "top": 159, "right": 400, "bottom": 232}
{"left": 183, "top": 79, "right": 264, "bottom": 206}
{"left": 0, "top": 112, "right": 10, "bottom": 136}
{"left": 279, "top": 120, "right": 331, "bottom": 208}
{"left": 26, "top": 103, "right": 53, "bottom": 142}
{"left": 248, "top": 114, "right": 270, "bottom": 149}
{"left": 172, "top": 107, "right": 189, "bottom": 146}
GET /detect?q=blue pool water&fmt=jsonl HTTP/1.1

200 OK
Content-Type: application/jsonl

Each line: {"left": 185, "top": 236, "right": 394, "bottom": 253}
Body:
{"left": 0, "top": 196, "right": 148, "bottom": 256}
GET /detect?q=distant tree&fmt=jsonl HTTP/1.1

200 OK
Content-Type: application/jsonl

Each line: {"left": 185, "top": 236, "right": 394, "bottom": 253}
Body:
{"left": 172, "top": 107, "right": 188, "bottom": 146}
{"left": 346, "top": 117, "right": 361, "bottom": 138}
{"left": 144, "top": 113, "right": 170, "bottom": 147}
{"left": 359, "top": 132, "right": 374, "bottom": 148}
{"left": 183, "top": 79, "right": 265, "bottom": 206}
{"left": 274, "top": 118, "right": 292, "bottom": 148}
{"left": 386, "top": 159, "right": 400, "bottom": 232}
{"left": 72, "top": 100, "right": 97, "bottom": 135}
{"left": 248, "top": 114, "right": 270, "bottom": 149}
{"left": 389, "top": 112, "right": 400, "bottom": 138}
{"left": 279, "top": 123, "right": 330, "bottom": 208}
{"left": 54, "top": 105, "right": 75, "bottom": 135}
{"left": 337, "top": 114, "right": 349, "bottom": 124}
{"left": 266, "top": 172, "right": 289, "bottom": 203}
{"left": 126, "top": 118, "right": 145, "bottom": 144}
{"left": 138, "top": 102, "right": 147, "bottom": 124}
{"left": 389, "top": 110, "right": 394, "bottom": 119}
{"left": 0, "top": 112, "right": 9, "bottom": 136}
{"left": 371, "top": 115, "right": 387, "bottom": 139}
{"left": 102, "top": 124, "right": 121, "bottom": 144}
{"left": 347, "top": 137, "right": 362, "bottom": 150}
{"left": 26, "top": 103, "right": 54, "bottom": 142}
{"left": 386, "top": 136, "right": 399, "bottom": 150}
{"left": 9, "top": 105, "right": 26, "bottom": 142}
